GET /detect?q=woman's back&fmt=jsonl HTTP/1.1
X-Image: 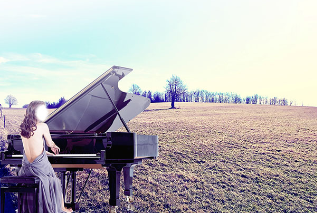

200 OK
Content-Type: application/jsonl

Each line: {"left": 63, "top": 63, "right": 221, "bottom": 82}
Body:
{"left": 22, "top": 123, "right": 47, "bottom": 163}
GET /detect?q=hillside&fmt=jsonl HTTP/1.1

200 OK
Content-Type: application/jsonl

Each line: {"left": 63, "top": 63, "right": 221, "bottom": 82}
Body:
{"left": 1, "top": 103, "right": 317, "bottom": 212}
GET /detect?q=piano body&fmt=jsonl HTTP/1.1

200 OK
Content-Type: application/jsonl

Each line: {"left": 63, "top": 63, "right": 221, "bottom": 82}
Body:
{"left": 0, "top": 66, "right": 159, "bottom": 211}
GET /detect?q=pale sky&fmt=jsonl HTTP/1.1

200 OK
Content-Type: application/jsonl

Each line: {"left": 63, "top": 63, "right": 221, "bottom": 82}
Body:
{"left": 0, "top": 0, "right": 316, "bottom": 107}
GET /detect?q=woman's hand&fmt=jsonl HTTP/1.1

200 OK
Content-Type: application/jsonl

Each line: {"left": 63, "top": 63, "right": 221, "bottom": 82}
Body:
{"left": 46, "top": 151, "right": 54, "bottom": 156}
{"left": 51, "top": 144, "right": 60, "bottom": 155}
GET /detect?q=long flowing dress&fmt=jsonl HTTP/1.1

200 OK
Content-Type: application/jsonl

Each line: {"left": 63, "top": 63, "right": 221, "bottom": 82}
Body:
{"left": 18, "top": 138, "right": 66, "bottom": 213}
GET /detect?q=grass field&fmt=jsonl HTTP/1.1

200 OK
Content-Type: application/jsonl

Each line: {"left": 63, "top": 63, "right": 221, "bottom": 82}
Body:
{"left": 1, "top": 103, "right": 317, "bottom": 212}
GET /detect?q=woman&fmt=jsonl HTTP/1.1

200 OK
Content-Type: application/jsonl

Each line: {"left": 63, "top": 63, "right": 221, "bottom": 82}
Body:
{"left": 19, "top": 101, "right": 72, "bottom": 213}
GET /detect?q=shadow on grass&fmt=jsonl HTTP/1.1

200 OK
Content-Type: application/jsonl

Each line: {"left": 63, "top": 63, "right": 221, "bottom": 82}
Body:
{"left": 144, "top": 108, "right": 171, "bottom": 112}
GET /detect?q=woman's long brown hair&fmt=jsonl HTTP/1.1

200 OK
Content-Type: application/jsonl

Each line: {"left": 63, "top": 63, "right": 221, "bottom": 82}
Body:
{"left": 20, "top": 101, "right": 46, "bottom": 138}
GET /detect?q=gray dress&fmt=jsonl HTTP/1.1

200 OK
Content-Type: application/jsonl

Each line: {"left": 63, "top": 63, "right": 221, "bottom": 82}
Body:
{"left": 18, "top": 139, "right": 66, "bottom": 213}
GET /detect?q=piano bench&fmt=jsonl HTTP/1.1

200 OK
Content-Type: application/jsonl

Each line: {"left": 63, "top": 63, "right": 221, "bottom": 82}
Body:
{"left": 0, "top": 176, "right": 40, "bottom": 213}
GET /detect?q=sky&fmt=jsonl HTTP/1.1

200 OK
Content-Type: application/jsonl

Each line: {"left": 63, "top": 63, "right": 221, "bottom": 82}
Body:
{"left": 0, "top": 0, "right": 316, "bottom": 107}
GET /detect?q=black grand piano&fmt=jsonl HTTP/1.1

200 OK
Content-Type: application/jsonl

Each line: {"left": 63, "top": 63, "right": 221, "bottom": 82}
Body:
{"left": 0, "top": 66, "right": 158, "bottom": 212}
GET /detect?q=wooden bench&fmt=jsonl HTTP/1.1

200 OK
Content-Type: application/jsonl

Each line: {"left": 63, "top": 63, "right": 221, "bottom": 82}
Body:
{"left": 0, "top": 176, "right": 40, "bottom": 213}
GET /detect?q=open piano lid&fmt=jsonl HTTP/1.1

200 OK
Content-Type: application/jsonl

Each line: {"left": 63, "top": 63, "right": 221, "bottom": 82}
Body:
{"left": 45, "top": 66, "right": 150, "bottom": 134}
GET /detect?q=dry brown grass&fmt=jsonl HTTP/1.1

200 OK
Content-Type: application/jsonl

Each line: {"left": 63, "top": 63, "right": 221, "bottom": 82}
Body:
{"left": 1, "top": 103, "right": 317, "bottom": 212}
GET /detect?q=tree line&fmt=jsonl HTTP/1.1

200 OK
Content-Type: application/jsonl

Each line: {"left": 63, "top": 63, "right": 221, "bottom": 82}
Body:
{"left": 3, "top": 75, "right": 293, "bottom": 109}
{"left": 1, "top": 95, "right": 67, "bottom": 109}
{"left": 22, "top": 97, "right": 67, "bottom": 108}
{"left": 129, "top": 75, "right": 293, "bottom": 108}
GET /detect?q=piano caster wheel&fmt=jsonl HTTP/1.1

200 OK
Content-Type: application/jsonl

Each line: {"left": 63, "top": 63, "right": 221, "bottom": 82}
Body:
{"left": 109, "top": 206, "right": 118, "bottom": 213}
{"left": 126, "top": 196, "right": 134, "bottom": 212}
{"left": 126, "top": 196, "right": 133, "bottom": 203}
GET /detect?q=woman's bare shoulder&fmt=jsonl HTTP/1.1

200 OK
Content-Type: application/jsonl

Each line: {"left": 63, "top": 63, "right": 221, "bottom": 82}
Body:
{"left": 37, "top": 122, "right": 48, "bottom": 128}
{"left": 36, "top": 122, "right": 49, "bottom": 132}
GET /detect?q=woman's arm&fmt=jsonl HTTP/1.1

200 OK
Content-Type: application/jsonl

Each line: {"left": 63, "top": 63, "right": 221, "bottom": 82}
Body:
{"left": 42, "top": 123, "right": 60, "bottom": 154}
{"left": 42, "top": 123, "right": 55, "bottom": 147}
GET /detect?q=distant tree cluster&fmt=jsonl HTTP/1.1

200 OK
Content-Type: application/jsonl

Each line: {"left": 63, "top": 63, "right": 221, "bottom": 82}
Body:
{"left": 46, "top": 97, "right": 67, "bottom": 109}
{"left": 129, "top": 84, "right": 142, "bottom": 95}
{"left": 129, "top": 76, "right": 293, "bottom": 108}
{"left": 21, "top": 97, "right": 67, "bottom": 109}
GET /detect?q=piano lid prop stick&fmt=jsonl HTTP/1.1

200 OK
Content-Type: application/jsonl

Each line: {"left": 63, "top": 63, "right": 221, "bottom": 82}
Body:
{"left": 101, "top": 83, "right": 131, "bottom": 133}
{"left": 77, "top": 169, "right": 92, "bottom": 202}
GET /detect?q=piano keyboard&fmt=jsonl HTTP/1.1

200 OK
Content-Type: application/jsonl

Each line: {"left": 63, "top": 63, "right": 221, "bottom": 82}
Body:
{"left": 9, "top": 154, "right": 98, "bottom": 158}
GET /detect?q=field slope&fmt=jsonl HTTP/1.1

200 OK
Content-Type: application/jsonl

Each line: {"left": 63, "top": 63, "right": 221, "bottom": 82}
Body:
{"left": 1, "top": 103, "right": 317, "bottom": 212}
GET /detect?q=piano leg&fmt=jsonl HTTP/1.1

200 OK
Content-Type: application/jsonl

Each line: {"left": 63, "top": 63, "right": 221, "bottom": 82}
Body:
{"left": 71, "top": 170, "right": 76, "bottom": 207}
{"left": 123, "top": 164, "right": 135, "bottom": 197}
{"left": 69, "top": 170, "right": 80, "bottom": 211}
{"left": 123, "top": 164, "right": 136, "bottom": 212}
{"left": 107, "top": 164, "right": 125, "bottom": 207}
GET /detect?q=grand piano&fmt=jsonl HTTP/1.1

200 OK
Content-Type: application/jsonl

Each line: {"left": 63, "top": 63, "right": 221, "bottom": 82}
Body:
{"left": 0, "top": 66, "right": 159, "bottom": 212}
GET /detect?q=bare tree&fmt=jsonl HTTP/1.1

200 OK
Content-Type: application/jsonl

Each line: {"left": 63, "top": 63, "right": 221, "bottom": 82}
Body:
{"left": 153, "top": 92, "right": 164, "bottom": 102}
{"left": 5, "top": 95, "right": 18, "bottom": 108}
{"left": 218, "top": 93, "right": 224, "bottom": 103}
{"left": 270, "top": 97, "right": 278, "bottom": 105}
{"left": 165, "top": 75, "right": 187, "bottom": 109}
{"left": 194, "top": 90, "right": 200, "bottom": 102}
{"left": 245, "top": 96, "right": 251, "bottom": 104}
{"left": 233, "top": 94, "right": 242, "bottom": 104}
{"left": 147, "top": 90, "right": 152, "bottom": 102}
{"left": 280, "top": 98, "right": 288, "bottom": 106}
{"left": 252, "top": 94, "right": 258, "bottom": 104}
{"left": 129, "top": 84, "right": 142, "bottom": 95}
